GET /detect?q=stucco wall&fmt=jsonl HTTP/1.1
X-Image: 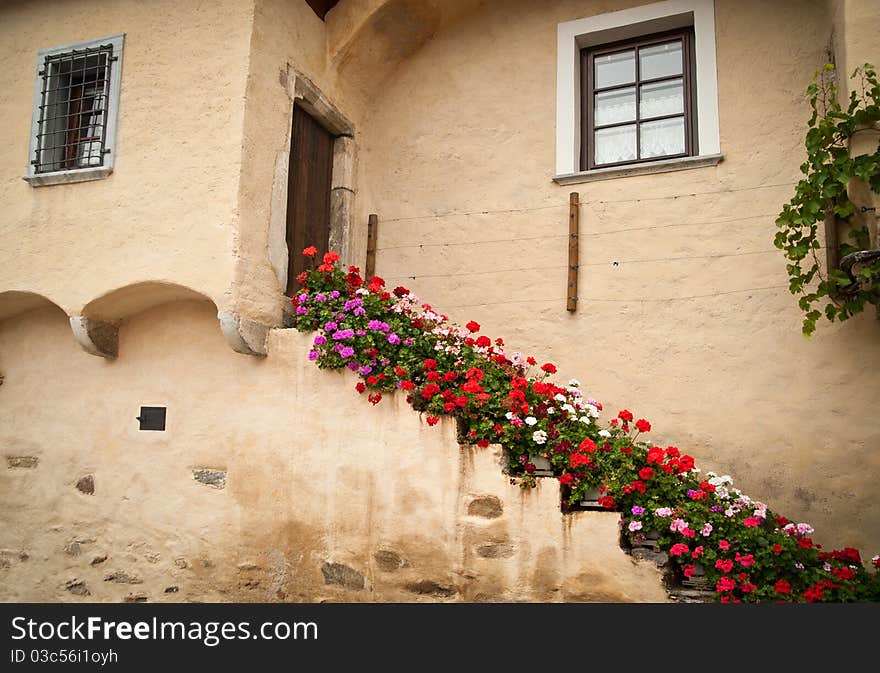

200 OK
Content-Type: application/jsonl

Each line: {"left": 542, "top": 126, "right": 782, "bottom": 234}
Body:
{"left": 355, "top": 0, "right": 880, "bottom": 553}
{"left": 0, "top": 0, "right": 255, "bottom": 314}
{"left": 0, "top": 302, "right": 668, "bottom": 603}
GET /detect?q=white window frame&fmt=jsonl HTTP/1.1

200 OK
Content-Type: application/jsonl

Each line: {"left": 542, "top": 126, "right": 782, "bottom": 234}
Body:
{"left": 23, "top": 33, "right": 125, "bottom": 187}
{"left": 554, "top": 0, "right": 721, "bottom": 184}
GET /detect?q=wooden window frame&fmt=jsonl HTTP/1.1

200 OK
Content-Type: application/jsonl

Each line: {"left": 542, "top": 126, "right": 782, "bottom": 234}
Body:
{"left": 580, "top": 28, "right": 697, "bottom": 171}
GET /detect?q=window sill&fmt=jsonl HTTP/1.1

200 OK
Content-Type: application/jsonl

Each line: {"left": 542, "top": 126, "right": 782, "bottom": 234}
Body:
{"left": 22, "top": 166, "right": 113, "bottom": 187}
{"left": 553, "top": 153, "right": 723, "bottom": 185}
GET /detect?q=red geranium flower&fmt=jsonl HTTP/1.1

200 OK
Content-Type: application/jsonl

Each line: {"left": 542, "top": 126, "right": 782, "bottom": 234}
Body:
{"left": 355, "top": 382, "right": 366, "bottom": 394}
{"left": 296, "top": 271, "right": 309, "bottom": 286}
{"left": 618, "top": 409, "right": 633, "bottom": 422}
{"left": 475, "top": 336, "right": 491, "bottom": 348}
{"left": 323, "top": 251, "right": 339, "bottom": 265}
{"left": 669, "top": 543, "right": 689, "bottom": 557}
{"left": 424, "top": 359, "right": 437, "bottom": 370}
{"left": 368, "top": 392, "right": 382, "bottom": 405}
{"left": 558, "top": 473, "right": 574, "bottom": 486}
{"left": 638, "top": 467, "right": 654, "bottom": 480}
{"left": 526, "top": 356, "right": 536, "bottom": 366}
{"left": 647, "top": 446, "right": 665, "bottom": 464}
{"left": 678, "top": 455, "right": 695, "bottom": 472}
{"left": 541, "top": 363, "right": 557, "bottom": 374}
{"left": 579, "top": 438, "right": 597, "bottom": 453}
{"left": 368, "top": 276, "right": 385, "bottom": 292}
{"left": 715, "top": 559, "right": 734, "bottom": 573}
{"left": 737, "top": 553, "right": 755, "bottom": 567}
{"left": 302, "top": 246, "right": 317, "bottom": 257}
{"left": 570, "top": 453, "right": 591, "bottom": 469}
{"left": 716, "top": 577, "right": 736, "bottom": 592}
{"left": 477, "top": 439, "right": 490, "bottom": 448}
{"left": 833, "top": 567, "right": 856, "bottom": 581}
{"left": 465, "top": 320, "right": 480, "bottom": 333}
{"left": 719, "top": 540, "right": 731, "bottom": 551}
{"left": 774, "top": 579, "right": 791, "bottom": 594}
{"left": 598, "top": 495, "right": 616, "bottom": 510}
{"left": 426, "top": 416, "right": 439, "bottom": 426}
{"left": 635, "top": 419, "right": 651, "bottom": 433}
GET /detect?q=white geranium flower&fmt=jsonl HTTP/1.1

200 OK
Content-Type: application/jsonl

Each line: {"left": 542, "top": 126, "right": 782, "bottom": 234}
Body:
{"left": 585, "top": 404, "right": 600, "bottom": 418}
{"left": 598, "top": 429, "right": 611, "bottom": 438}
{"left": 532, "top": 430, "right": 548, "bottom": 445}
{"left": 561, "top": 403, "right": 576, "bottom": 414}
{"left": 568, "top": 378, "right": 581, "bottom": 388}
{"left": 579, "top": 416, "right": 591, "bottom": 424}
{"left": 554, "top": 393, "right": 567, "bottom": 403}
{"left": 505, "top": 412, "right": 514, "bottom": 420}
{"left": 546, "top": 407, "right": 556, "bottom": 415}
{"left": 524, "top": 416, "right": 538, "bottom": 426}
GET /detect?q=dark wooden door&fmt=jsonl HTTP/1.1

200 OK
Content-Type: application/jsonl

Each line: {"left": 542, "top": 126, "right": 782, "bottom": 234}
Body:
{"left": 286, "top": 104, "right": 334, "bottom": 294}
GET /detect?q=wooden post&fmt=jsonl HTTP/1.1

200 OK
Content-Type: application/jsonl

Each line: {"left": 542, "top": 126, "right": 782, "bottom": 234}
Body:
{"left": 366, "top": 213, "right": 378, "bottom": 279}
{"left": 567, "top": 192, "right": 579, "bottom": 312}
{"left": 823, "top": 208, "right": 839, "bottom": 274}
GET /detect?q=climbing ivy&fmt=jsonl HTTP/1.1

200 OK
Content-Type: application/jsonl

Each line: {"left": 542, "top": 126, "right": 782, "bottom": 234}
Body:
{"left": 775, "top": 63, "right": 880, "bottom": 336}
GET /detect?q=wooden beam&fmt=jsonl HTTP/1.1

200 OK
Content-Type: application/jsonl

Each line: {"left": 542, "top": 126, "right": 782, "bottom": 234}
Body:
{"left": 824, "top": 208, "right": 839, "bottom": 274}
{"left": 567, "top": 192, "right": 579, "bottom": 312}
{"left": 366, "top": 213, "right": 378, "bottom": 279}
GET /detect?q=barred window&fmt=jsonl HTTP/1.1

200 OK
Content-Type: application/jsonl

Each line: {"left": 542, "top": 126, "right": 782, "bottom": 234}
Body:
{"left": 24, "top": 34, "right": 124, "bottom": 186}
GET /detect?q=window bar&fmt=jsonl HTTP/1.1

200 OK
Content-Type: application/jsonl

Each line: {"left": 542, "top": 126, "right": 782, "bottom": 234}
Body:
{"left": 33, "top": 55, "right": 51, "bottom": 170}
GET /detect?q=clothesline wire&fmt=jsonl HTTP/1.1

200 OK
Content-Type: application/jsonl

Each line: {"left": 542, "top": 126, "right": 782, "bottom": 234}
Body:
{"left": 382, "top": 248, "right": 800, "bottom": 281}
{"left": 376, "top": 181, "right": 798, "bottom": 224}
{"left": 375, "top": 212, "right": 783, "bottom": 252}
{"left": 441, "top": 285, "right": 789, "bottom": 309}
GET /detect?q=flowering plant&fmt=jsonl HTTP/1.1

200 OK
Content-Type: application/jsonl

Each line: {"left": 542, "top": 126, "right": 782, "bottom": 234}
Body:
{"left": 293, "top": 247, "right": 880, "bottom": 602}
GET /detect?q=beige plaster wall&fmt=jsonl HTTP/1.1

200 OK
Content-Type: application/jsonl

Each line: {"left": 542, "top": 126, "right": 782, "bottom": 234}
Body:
{"left": 355, "top": 0, "right": 880, "bottom": 553}
{"left": 0, "top": 302, "right": 668, "bottom": 603}
{"left": 0, "top": 0, "right": 255, "bottom": 314}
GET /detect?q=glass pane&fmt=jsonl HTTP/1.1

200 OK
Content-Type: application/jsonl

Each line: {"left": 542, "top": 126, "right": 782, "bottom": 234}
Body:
{"left": 594, "top": 87, "right": 636, "bottom": 126}
{"left": 640, "top": 117, "right": 685, "bottom": 158}
{"left": 639, "top": 40, "right": 683, "bottom": 80}
{"left": 640, "top": 79, "right": 684, "bottom": 118}
{"left": 594, "top": 124, "right": 637, "bottom": 165}
{"left": 594, "top": 49, "right": 635, "bottom": 88}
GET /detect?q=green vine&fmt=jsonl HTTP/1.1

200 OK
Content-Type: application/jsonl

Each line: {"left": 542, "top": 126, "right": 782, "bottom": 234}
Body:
{"left": 775, "top": 63, "right": 880, "bottom": 336}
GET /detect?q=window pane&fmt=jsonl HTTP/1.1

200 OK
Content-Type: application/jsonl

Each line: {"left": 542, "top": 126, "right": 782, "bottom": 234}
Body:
{"left": 594, "top": 124, "right": 637, "bottom": 165}
{"left": 594, "top": 87, "right": 636, "bottom": 126}
{"left": 639, "top": 41, "right": 682, "bottom": 80}
{"left": 640, "top": 79, "right": 684, "bottom": 118}
{"left": 640, "top": 117, "right": 685, "bottom": 158}
{"left": 594, "top": 49, "right": 635, "bottom": 88}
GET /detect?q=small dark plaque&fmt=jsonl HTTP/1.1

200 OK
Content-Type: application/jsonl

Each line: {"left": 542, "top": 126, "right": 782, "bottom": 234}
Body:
{"left": 137, "top": 406, "right": 166, "bottom": 431}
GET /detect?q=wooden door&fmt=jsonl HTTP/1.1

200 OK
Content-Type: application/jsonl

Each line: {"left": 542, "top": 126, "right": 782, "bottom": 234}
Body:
{"left": 286, "top": 104, "right": 334, "bottom": 294}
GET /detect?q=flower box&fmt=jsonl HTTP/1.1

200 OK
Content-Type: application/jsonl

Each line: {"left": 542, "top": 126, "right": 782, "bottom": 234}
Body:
{"left": 578, "top": 486, "right": 602, "bottom": 509}
{"left": 630, "top": 529, "right": 662, "bottom": 552}
{"left": 528, "top": 454, "right": 553, "bottom": 477}
{"left": 681, "top": 561, "right": 709, "bottom": 589}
